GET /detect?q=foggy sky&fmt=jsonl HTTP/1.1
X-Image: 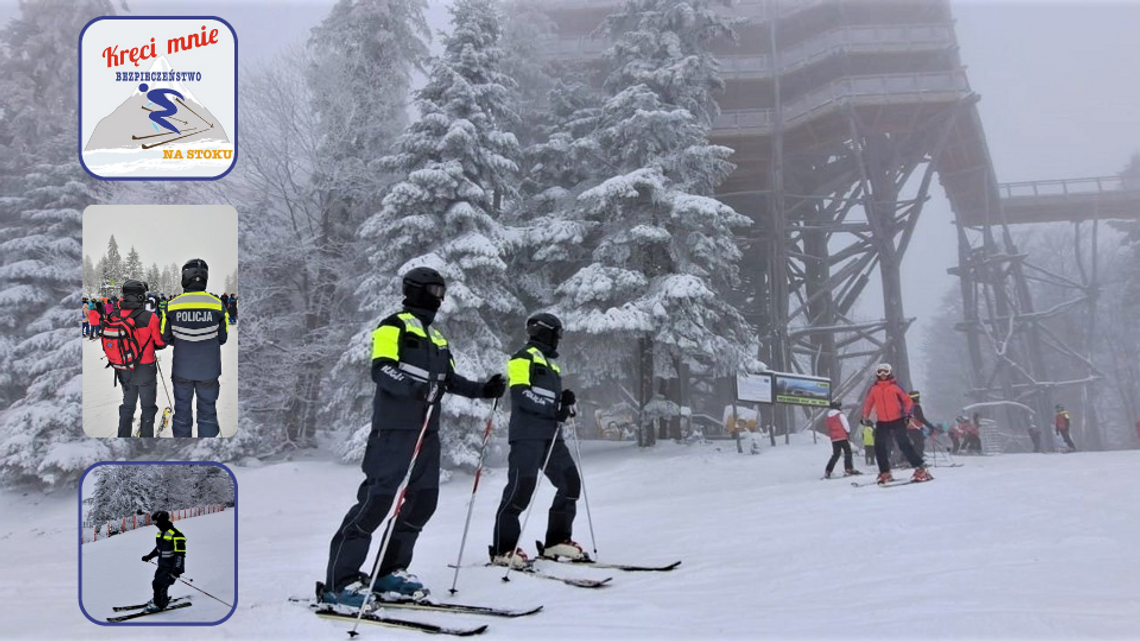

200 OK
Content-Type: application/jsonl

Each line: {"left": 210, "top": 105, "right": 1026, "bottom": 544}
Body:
{"left": 83, "top": 205, "right": 239, "bottom": 293}
{"left": 4, "top": 0, "right": 1136, "bottom": 388}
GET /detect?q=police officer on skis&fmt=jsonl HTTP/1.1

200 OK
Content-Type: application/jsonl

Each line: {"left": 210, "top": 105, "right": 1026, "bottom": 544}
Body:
{"left": 141, "top": 510, "right": 186, "bottom": 612}
{"left": 161, "top": 259, "right": 228, "bottom": 437}
{"left": 489, "top": 313, "right": 583, "bottom": 568}
{"left": 321, "top": 266, "right": 506, "bottom": 609}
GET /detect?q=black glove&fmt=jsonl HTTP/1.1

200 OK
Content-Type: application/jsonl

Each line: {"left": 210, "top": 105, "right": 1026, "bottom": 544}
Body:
{"left": 860, "top": 418, "right": 872, "bottom": 427}
{"left": 482, "top": 374, "right": 506, "bottom": 399}
{"left": 560, "top": 389, "right": 576, "bottom": 407}
{"left": 142, "top": 554, "right": 153, "bottom": 562}
{"left": 416, "top": 382, "right": 442, "bottom": 403}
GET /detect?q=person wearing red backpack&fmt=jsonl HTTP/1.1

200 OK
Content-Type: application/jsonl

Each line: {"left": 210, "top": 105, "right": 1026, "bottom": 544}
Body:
{"left": 102, "top": 280, "right": 166, "bottom": 437}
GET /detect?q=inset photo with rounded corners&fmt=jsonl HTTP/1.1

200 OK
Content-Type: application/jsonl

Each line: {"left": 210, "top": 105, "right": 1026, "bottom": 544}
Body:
{"left": 79, "top": 462, "right": 237, "bottom": 626}
{"left": 82, "top": 204, "right": 238, "bottom": 438}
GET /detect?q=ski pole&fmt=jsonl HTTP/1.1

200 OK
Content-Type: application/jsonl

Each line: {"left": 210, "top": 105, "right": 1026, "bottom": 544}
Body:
{"left": 146, "top": 560, "right": 232, "bottom": 607}
{"left": 448, "top": 398, "right": 499, "bottom": 595}
{"left": 502, "top": 432, "right": 559, "bottom": 583}
{"left": 568, "top": 414, "right": 598, "bottom": 561}
{"left": 156, "top": 356, "right": 174, "bottom": 437}
{"left": 351, "top": 398, "right": 437, "bottom": 638}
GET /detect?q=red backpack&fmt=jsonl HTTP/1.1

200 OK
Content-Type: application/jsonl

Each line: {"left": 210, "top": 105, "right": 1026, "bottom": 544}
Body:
{"left": 102, "top": 308, "right": 153, "bottom": 385}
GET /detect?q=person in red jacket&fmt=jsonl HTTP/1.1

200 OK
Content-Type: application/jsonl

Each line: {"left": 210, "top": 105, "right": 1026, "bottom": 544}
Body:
{"left": 87, "top": 301, "right": 102, "bottom": 341}
{"left": 861, "top": 363, "right": 931, "bottom": 484}
{"left": 103, "top": 280, "right": 166, "bottom": 437}
{"left": 823, "top": 400, "right": 862, "bottom": 478}
{"left": 1054, "top": 405, "right": 1076, "bottom": 451}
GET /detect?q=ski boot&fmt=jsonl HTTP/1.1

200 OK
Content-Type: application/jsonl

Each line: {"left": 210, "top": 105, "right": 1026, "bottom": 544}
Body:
{"left": 371, "top": 570, "right": 429, "bottom": 602}
{"left": 823, "top": 469, "right": 833, "bottom": 479}
{"left": 142, "top": 599, "right": 160, "bottom": 613}
{"left": 911, "top": 467, "right": 934, "bottom": 483}
{"left": 844, "top": 469, "right": 863, "bottom": 476}
{"left": 489, "top": 546, "right": 531, "bottom": 570}
{"left": 876, "top": 472, "right": 895, "bottom": 485}
{"left": 317, "top": 580, "right": 372, "bottom": 612}
{"left": 540, "top": 540, "right": 588, "bottom": 561}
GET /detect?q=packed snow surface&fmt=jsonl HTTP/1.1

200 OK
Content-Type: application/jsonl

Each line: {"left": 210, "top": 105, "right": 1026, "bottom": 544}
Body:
{"left": 2, "top": 436, "right": 1139, "bottom": 638}
{"left": 79, "top": 509, "right": 236, "bottom": 624}
{"left": 82, "top": 330, "right": 238, "bottom": 438}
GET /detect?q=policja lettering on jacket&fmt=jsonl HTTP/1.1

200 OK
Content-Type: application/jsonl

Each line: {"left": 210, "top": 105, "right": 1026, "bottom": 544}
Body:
{"left": 176, "top": 310, "right": 216, "bottom": 323}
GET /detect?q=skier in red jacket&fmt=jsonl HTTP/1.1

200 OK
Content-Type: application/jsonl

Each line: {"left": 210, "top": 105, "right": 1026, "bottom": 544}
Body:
{"left": 861, "top": 363, "right": 931, "bottom": 484}
{"left": 823, "top": 400, "right": 862, "bottom": 478}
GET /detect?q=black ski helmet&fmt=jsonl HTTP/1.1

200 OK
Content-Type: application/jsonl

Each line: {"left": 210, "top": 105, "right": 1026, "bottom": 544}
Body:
{"left": 152, "top": 510, "right": 170, "bottom": 523}
{"left": 526, "top": 312, "right": 563, "bottom": 348}
{"left": 828, "top": 400, "right": 842, "bottom": 410}
{"left": 402, "top": 266, "right": 446, "bottom": 311}
{"left": 181, "top": 258, "right": 209, "bottom": 290}
{"left": 121, "top": 279, "right": 147, "bottom": 304}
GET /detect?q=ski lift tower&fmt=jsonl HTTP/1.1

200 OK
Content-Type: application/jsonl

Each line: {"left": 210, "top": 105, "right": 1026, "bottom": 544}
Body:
{"left": 536, "top": 0, "right": 995, "bottom": 433}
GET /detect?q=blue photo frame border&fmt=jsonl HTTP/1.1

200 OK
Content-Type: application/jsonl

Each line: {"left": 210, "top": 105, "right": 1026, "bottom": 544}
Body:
{"left": 77, "top": 15, "right": 239, "bottom": 181}
{"left": 77, "top": 460, "right": 239, "bottom": 627}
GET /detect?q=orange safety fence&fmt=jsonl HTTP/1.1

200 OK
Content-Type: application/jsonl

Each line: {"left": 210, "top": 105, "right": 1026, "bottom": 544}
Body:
{"left": 83, "top": 504, "right": 226, "bottom": 544}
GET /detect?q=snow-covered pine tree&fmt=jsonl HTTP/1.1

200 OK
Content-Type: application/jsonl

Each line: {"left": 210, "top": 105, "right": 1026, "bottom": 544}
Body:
{"left": 102, "top": 235, "right": 122, "bottom": 288}
{"left": 346, "top": 0, "right": 523, "bottom": 468}
{"left": 83, "top": 255, "right": 97, "bottom": 298}
{"left": 85, "top": 465, "right": 157, "bottom": 524}
{"left": 145, "top": 263, "right": 161, "bottom": 291}
{"left": 168, "top": 262, "right": 181, "bottom": 296}
{"left": 552, "top": 0, "right": 752, "bottom": 437}
{"left": 0, "top": 0, "right": 120, "bottom": 488}
{"left": 123, "top": 246, "right": 143, "bottom": 282}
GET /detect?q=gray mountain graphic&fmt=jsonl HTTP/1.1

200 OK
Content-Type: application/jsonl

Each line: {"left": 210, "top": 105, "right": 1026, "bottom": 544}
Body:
{"left": 84, "top": 55, "right": 230, "bottom": 152}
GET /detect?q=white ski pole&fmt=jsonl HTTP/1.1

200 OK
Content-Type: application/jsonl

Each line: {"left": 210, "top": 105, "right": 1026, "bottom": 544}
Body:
{"left": 448, "top": 398, "right": 499, "bottom": 595}
{"left": 502, "top": 433, "right": 559, "bottom": 583}
{"left": 350, "top": 398, "right": 436, "bottom": 638}
{"left": 568, "top": 414, "right": 598, "bottom": 561}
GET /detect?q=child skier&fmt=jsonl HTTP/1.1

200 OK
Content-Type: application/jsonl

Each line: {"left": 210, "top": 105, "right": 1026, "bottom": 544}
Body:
{"left": 823, "top": 400, "right": 861, "bottom": 478}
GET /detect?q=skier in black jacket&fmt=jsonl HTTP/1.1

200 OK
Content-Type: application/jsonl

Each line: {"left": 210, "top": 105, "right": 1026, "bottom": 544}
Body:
{"left": 489, "top": 313, "right": 583, "bottom": 568}
{"left": 140, "top": 510, "right": 186, "bottom": 612}
{"left": 321, "top": 266, "right": 505, "bottom": 609}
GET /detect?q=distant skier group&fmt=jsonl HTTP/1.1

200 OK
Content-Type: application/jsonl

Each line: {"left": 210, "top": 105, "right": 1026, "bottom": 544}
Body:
{"left": 90, "top": 258, "right": 233, "bottom": 438}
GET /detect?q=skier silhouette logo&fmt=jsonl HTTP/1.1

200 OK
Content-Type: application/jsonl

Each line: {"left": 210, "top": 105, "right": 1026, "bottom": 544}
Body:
{"left": 139, "top": 83, "right": 183, "bottom": 134}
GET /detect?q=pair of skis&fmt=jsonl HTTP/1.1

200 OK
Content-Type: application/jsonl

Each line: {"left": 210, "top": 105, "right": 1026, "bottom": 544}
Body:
{"left": 106, "top": 597, "right": 192, "bottom": 622}
{"left": 303, "top": 556, "right": 681, "bottom": 636}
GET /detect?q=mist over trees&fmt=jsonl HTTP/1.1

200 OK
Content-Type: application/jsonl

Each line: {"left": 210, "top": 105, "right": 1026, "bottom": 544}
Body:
{"left": 1, "top": 0, "right": 1138, "bottom": 490}
{"left": 84, "top": 464, "right": 235, "bottom": 525}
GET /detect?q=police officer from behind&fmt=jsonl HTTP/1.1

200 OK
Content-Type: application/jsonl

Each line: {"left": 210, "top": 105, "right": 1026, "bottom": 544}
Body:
{"left": 489, "top": 313, "right": 584, "bottom": 568}
{"left": 161, "top": 258, "right": 229, "bottom": 437}
{"left": 140, "top": 510, "right": 186, "bottom": 612}
{"left": 321, "top": 266, "right": 506, "bottom": 608}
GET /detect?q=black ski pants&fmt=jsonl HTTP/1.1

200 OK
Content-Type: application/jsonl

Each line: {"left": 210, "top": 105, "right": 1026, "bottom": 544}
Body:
{"left": 492, "top": 438, "right": 580, "bottom": 556}
{"left": 171, "top": 376, "right": 220, "bottom": 437}
{"left": 864, "top": 443, "right": 876, "bottom": 466}
{"left": 152, "top": 566, "right": 177, "bottom": 608}
{"left": 326, "top": 430, "right": 440, "bottom": 592}
{"left": 825, "top": 439, "right": 854, "bottom": 474}
{"left": 1058, "top": 428, "right": 1076, "bottom": 450}
{"left": 874, "top": 418, "right": 924, "bottom": 473}
{"left": 116, "top": 365, "right": 158, "bottom": 438}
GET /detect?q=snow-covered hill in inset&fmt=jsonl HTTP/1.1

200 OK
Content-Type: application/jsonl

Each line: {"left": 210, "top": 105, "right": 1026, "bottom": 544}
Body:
{"left": 3, "top": 438, "right": 1139, "bottom": 637}
{"left": 79, "top": 510, "right": 236, "bottom": 624}
{"left": 82, "top": 329, "right": 238, "bottom": 438}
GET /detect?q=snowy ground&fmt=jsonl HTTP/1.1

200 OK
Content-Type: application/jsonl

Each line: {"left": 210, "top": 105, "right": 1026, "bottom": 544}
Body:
{"left": 79, "top": 510, "right": 236, "bottom": 624}
{"left": 82, "top": 328, "right": 238, "bottom": 438}
{"left": 2, "top": 436, "right": 1139, "bottom": 638}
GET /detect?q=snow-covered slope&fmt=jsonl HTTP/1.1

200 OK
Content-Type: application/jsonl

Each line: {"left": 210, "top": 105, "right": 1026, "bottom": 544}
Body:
{"left": 80, "top": 510, "right": 235, "bottom": 624}
{"left": 82, "top": 330, "right": 238, "bottom": 438}
{"left": 2, "top": 438, "right": 1139, "bottom": 638}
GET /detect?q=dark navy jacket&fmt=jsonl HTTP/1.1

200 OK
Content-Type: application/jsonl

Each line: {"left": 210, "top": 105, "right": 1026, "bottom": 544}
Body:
{"left": 161, "top": 290, "right": 228, "bottom": 380}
